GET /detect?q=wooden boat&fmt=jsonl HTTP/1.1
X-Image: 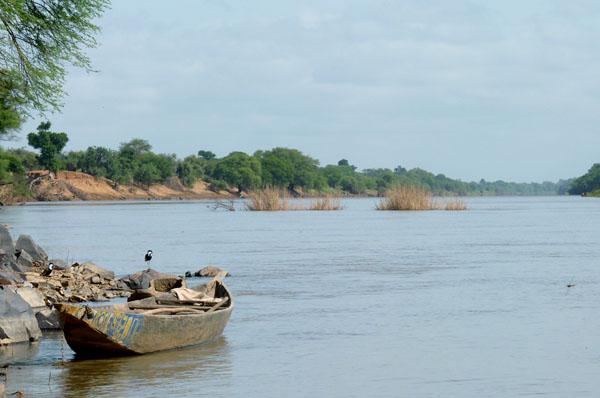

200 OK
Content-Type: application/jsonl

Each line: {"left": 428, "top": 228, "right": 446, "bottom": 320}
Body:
{"left": 55, "top": 273, "right": 233, "bottom": 356}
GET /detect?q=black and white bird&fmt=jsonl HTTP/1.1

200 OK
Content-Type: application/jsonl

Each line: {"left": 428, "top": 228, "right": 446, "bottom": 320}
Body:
{"left": 41, "top": 262, "right": 54, "bottom": 277}
{"left": 144, "top": 250, "right": 153, "bottom": 265}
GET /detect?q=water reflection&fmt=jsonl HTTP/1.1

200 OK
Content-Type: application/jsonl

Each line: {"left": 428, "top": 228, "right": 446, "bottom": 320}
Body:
{"left": 0, "top": 342, "right": 40, "bottom": 365}
{"left": 58, "top": 337, "right": 231, "bottom": 397}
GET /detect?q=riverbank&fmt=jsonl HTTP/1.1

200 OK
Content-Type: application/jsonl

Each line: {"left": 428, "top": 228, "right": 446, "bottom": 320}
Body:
{"left": 0, "top": 171, "right": 233, "bottom": 205}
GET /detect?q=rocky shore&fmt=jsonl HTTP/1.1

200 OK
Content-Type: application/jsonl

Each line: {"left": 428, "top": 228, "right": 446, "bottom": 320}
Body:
{"left": 0, "top": 225, "right": 135, "bottom": 344}
{"left": 0, "top": 224, "right": 230, "bottom": 348}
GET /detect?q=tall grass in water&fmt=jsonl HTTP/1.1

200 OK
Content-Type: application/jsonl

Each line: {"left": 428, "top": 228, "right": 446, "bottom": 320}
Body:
{"left": 246, "top": 188, "right": 343, "bottom": 211}
{"left": 376, "top": 186, "right": 434, "bottom": 210}
{"left": 246, "top": 188, "right": 292, "bottom": 211}
{"left": 444, "top": 199, "right": 467, "bottom": 211}
{"left": 307, "top": 196, "right": 343, "bottom": 210}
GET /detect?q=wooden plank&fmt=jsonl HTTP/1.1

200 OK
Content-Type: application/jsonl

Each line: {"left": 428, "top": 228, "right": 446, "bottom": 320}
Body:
{"left": 207, "top": 297, "right": 229, "bottom": 313}
{"left": 143, "top": 307, "right": 206, "bottom": 315}
{"left": 128, "top": 303, "right": 209, "bottom": 311}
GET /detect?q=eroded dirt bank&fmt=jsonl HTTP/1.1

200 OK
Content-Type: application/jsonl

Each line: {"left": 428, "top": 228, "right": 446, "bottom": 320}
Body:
{"left": 2, "top": 171, "right": 233, "bottom": 204}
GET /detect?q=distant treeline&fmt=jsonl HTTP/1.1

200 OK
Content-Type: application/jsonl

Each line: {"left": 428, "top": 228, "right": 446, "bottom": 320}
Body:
{"left": 0, "top": 127, "right": 569, "bottom": 196}
{"left": 568, "top": 164, "right": 600, "bottom": 196}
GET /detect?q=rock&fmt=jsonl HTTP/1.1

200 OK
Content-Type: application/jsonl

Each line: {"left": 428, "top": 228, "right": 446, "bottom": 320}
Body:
{"left": 15, "top": 287, "right": 46, "bottom": 309}
{"left": 15, "top": 235, "right": 47, "bottom": 263}
{"left": 76, "top": 262, "right": 115, "bottom": 280}
{"left": 120, "top": 268, "right": 173, "bottom": 290}
{"left": 14, "top": 287, "right": 60, "bottom": 330}
{"left": 35, "top": 307, "right": 60, "bottom": 330}
{"left": 0, "top": 226, "right": 15, "bottom": 262}
{"left": 184, "top": 271, "right": 192, "bottom": 278}
{"left": 0, "top": 260, "right": 27, "bottom": 274}
{"left": 90, "top": 275, "right": 101, "bottom": 284}
{"left": 0, "top": 269, "right": 24, "bottom": 285}
{"left": 0, "top": 286, "right": 42, "bottom": 345}
{"left": 194, "top": 266, "right": 230, "bottom": 278}
{"left": 16, "top": 249, "right": 34, "bottom": 270}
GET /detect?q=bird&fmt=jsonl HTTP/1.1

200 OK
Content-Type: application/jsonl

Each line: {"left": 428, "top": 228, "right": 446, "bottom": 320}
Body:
{"left": 41, "top": 262, "right": 54, "bottom": 277}
{"left": 144, "top": 250, "right": 153, "bottom": 265}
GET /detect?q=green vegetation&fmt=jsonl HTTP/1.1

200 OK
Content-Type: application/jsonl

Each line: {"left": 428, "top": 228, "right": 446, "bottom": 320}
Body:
{"left": 27, "top": 121, "right": 68, "bottom": 172}
{"left": 0, "top": 133, "right": 569, "bottom": 198}
{"left": 0, "top": 0, "right": 108, "bottom": 196}
{"left": 569, "top": 164, "right": 600, "bottom": 196}
{"left": 0, "top": 0, "right": 110, "bottom": 117}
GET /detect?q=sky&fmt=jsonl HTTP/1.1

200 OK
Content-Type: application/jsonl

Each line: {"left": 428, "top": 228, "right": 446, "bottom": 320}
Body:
{"left": 9, "top": 0, "right": 600, "bottom": 182}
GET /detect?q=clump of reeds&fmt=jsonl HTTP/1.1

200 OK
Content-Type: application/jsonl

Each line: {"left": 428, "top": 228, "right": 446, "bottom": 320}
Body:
{"left": 444, "top": 199, "right": 467, "bottom": 211}
{"left": 376, "top": 186, "right": 434, "bottom": 211}
{"left": 307, "top": 196, "right": 343, "bottom": 211}
{"left": 246, "top": 188, "right": 292, "bottom": 211}
{"left": 246, "top": 189, "right": 344, "bottom": 211}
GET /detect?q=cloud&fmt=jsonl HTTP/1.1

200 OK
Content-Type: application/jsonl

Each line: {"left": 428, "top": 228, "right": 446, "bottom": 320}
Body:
{"left": 11, "top": 0, "right": 600, "bottom": 181}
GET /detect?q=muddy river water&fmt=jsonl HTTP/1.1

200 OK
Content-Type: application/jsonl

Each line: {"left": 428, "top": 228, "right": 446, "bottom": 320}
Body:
{"left": 1, "top": 196, "right": 599, "bottom": 397}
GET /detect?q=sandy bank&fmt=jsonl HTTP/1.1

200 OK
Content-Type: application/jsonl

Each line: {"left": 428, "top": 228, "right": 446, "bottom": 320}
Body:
{"left": 1, "top": 171, "right": 232, "bottom": 204}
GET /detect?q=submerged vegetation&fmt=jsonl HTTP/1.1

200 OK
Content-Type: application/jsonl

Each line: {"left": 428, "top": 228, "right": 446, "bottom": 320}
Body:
{"left": 246, "top": 188, "right": 294, "bottom": 211}
{"left": 376, "top": 186, "right": 434, "bottom": 211}
{"left": 376, "top": 187, "right": 468, "bottom": 211}
{"left": 246, "top": 188, "right": 343, "bottom": 211}
{"left": 307, "top": 196, "right": 343, "bottom": 211}
{"left": 444, "top": 199, "right": 468, "bottom": 211}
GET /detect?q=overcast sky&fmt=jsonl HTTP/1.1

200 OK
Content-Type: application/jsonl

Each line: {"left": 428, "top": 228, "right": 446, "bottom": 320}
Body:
{"left": 10, "top": 0, "right": 600, "bottom": 182}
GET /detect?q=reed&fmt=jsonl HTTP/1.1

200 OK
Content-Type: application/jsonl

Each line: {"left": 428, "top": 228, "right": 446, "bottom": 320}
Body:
{"left": 307, "top": 196, "right": 343, "bottom": 211}
{"left": 246, "top": 187, "right": 292, "bottom": 211}
{"left": 376, "top": 185, "right": 434, "bottom": 211}
{"left": 246, "top": 189, "right": 344, "bottom": 211}
{"left": 444, "top": 199, "right": 467, "bottom": 211}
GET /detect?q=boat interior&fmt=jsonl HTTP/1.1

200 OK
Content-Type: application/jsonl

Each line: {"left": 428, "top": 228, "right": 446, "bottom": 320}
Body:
{"left": 90, "top": 275, "right": 232, "bottom": 316}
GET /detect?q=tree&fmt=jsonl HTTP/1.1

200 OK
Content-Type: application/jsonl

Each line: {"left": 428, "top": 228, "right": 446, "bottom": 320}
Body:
{"left": 569, "top": 164, "right": 600, "bottom": 195}
{"left": 0, "top": 0, "right": 109, "bottom": 114}
{"left": 197, "top": 150, "right": 216, "bottom": 160}
{"left": 337, "top": 159, "right": 349, "bottom": 166}
{"left": 0, "top": 70, "right": 26, "bottom": 138}
{"left": 213, "top": 152, "right": 261, "bottom": 193}
{"left": 27, "top": 121, "right": 67, "bottom": 172}
{"left": 177, "top": 155, "right": 205, "bottom": 187}
{"left": 257, "top": 147, "right": 321, "bottom": 192}
{"left": 119, "top": 139, "right": 152, "bottom": 157}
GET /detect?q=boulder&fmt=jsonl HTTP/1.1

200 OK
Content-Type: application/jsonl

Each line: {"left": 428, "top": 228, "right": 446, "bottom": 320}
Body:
{"left": 14, "top": 287, "right": 60, "bottom": 330}
{"left": 75, "top": 262, "right": 115, "bottom": 280}
{"left": 15, "top": 287, "right": 46, "bottom": 309}
{"left": 35, "top": 307, "right": 60, "bottom": 330}
{"left": 120, "top": 268, "right": 173, "bottom": 290}
{"left": 194, "top": 266, "right": 230, "bottom": 278}
{"left": 0, "top": 286, "right": 42, "bottom": 345}
{"left": 0, "top": 268, "right": 24, "bottom": 285}
{"left": 16, "top": 249, "right": 34, "bottom": 269}
{"left": 15, "top": 235, "right": 48, "bottom": 263}
{"left": 1, "top": 260, "right": 27, "bottom": 274}
{"left": 0, "top": 226, "right": 14, "bottom": 262}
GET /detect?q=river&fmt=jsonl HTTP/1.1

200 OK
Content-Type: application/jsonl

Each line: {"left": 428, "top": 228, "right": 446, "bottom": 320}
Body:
{"left": 1, "top": 196, "right": 600, "bottom": 397}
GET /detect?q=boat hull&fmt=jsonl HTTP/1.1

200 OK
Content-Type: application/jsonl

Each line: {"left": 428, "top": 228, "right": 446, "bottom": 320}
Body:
{"left": 57, "top": 295, "right": 233, "bottom": 356}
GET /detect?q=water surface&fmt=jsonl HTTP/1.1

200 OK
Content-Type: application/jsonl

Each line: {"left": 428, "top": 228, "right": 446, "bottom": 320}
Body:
{"left": 1, "top": 197, "right": 599, "bottom": 397}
